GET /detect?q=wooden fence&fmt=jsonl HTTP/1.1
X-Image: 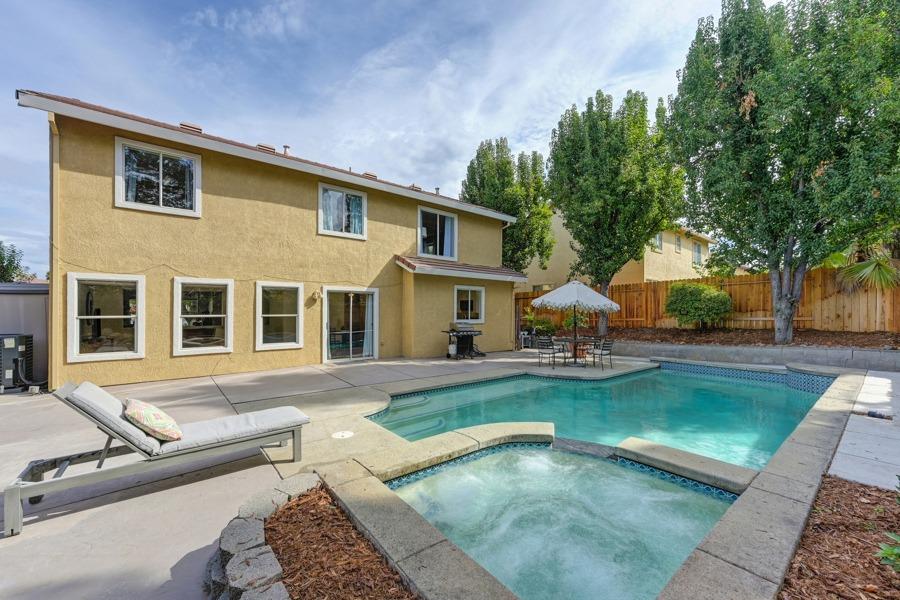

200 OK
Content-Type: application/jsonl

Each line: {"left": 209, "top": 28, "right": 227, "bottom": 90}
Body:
{"left": 515, "top": 268, "right": 900, "bottom": 333}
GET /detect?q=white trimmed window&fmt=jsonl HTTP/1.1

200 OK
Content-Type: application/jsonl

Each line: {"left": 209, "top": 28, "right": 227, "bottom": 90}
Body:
{"left": 454, "top": 285, "right": 484, "bottom": 323}
{"left": 651, "top": 232, "right": 663, "bottom": 252}
{"left": 115, "top": 137, "right": 202, "bottom": 218}
{"left": 256, "top": 282, "right": 304, "bottom": 351}
{"left": 418, "top": 206, "right": 457, "bottom": 261}
{"left": 67, "top": 273, "right": 145, "bottom": 363}
{"left": 675, "top": 235, "right": 682, "bottom": 253}
{"left": 173, "top": 277, "right": 233, "bottom": 356}
{"left": 693, "top": 242, "right": 703, "bottom": 266}
{"left": 318, "top": 183, "right": 367, "bottom": 239}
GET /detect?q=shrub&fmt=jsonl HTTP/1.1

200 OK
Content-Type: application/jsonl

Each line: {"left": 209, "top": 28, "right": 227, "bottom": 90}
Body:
{"left": 562, "top": 309, "right": 592, "bottom": 331}
{"left": 533, "top": 318, "right": 556, "bottom": 336}
{"left": 665, "top": 282, "right": 733, "bottom": 328}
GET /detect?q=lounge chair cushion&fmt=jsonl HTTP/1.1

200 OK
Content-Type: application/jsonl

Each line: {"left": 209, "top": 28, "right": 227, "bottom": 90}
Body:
{"left": 124, "top": 398, "right": 183, "bottom": 441}
{"left": 69, "top": 382, "right": 161, "bottom": 456}
{"left": 158, "top": 406, "right": 309, "bottom": 454}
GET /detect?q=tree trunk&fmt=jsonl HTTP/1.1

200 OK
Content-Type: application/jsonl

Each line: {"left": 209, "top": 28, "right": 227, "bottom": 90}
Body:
{"left": 770, "top": 262, "right": 807, "bottom": 345}
{"left": 597, "top": 280, "right": 610, "bottom": 337}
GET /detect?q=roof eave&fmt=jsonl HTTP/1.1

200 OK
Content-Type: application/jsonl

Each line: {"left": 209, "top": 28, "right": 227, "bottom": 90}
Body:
{"left": 16, "top": 90, "right": 517, "bottom": 224}
{"left": 394, "top": 258, "right": 527, "bottom": 283}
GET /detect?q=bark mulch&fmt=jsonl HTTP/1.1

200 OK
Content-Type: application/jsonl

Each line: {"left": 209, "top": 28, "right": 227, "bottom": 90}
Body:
{"left": 265, "top": 484, "right": 417, "bottom": 600}
{"left": 780, "top": 475, "right": 900, "bottom": 599}
{"left": 607, "top": 327, "right": 899, "bottom": 349}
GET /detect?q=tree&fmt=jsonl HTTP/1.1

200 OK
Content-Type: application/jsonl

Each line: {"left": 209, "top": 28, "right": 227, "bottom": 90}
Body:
{"left": 460, "top": 138, "right": 554, "bottom": 273}
{"left": 548, "top": 90, "right": 683, "bottom": 335}
{"left": 669, "top": 0, "right": 899, "bottom": 343}
{"left": 0, "top": 241, "right": 34, "bottom": 282}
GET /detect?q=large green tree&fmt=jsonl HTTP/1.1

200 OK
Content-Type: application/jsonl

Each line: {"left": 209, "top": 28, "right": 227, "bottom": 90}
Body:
{"left": 0, "top": 241, "right": 34, "bottom": 282}
{"left": 669, "top": 0, "right": 898, "bottom": 343}
{"left": 548, "top": 91, "right": 683, "bottom": 335}
{"left": 460, "top": 138, "right": 554, "bottom": 273}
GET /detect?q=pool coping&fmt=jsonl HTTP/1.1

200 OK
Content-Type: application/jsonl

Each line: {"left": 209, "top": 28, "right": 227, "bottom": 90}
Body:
{"left": 326, "top": 360, "right": 863, "bottom": 599}
{"left": 659, "top": 366, "right": 865, "bottom": 599}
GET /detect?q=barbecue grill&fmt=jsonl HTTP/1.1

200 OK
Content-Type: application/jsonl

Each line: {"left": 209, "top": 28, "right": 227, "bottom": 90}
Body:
{"left": 442, "top": 322, "right": 485, "bottom": 359}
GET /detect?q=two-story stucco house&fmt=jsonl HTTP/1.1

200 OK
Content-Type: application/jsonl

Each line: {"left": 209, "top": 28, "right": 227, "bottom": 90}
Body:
{"left": 518, "top": 213, "right": 716, "bottom": 291}
{"left": 17, "top": 90, "right": 525, "bottom": 388}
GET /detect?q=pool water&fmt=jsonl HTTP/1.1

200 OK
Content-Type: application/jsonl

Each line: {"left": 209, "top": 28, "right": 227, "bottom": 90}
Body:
{"left": 393, "top": 445, "right": 731, "bottom": 600}
{"left": 372, "top": 370, "right": 820, "bottom": 469}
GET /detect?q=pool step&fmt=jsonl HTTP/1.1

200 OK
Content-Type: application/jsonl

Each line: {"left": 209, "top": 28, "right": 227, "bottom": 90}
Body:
{"left": 553, "top": 437, "right": 616, "bottom": 459}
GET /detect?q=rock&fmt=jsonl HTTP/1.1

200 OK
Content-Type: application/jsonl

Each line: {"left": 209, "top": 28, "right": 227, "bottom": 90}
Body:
{"left": 219, "top": 517, "right": 266, "bottom": 563}
{"left": 238, "top": 489, "right": 290, "bottom": 520}
{"left": 240, "top": 581, "right": 291, "bottom": 600}
{"left": 274, "top": 472, "right": 320, "bottom": 499}
{"left": 204, "top": 550, "right": 227, "bottom": 598}
{"left": 225, "top": 545, "right": 283, "bottom": 597}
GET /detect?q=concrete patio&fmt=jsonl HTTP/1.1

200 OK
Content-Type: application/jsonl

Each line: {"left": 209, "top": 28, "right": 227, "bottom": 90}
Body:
{"left": 0, "top": 351, "right": 652, "bottom": 599}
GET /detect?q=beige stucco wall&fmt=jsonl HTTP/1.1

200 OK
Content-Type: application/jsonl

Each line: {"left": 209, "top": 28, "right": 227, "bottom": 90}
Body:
{"left": 518, "top": 213, "right": 709, "bottom": 290}
{"left": 642, "top": 230, "right": 708, "bottom": 282}
{"left": 49, "top": 116, "right": 510, "bottom": 387}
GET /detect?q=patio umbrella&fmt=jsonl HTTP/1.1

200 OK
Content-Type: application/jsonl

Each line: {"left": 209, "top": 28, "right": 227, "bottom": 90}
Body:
{"left": 530, "top": 281, "right": 620, "bottom": 357}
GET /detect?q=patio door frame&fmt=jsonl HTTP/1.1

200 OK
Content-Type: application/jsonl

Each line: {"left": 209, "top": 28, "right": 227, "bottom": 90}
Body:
{"left": 321, "top": 285, "right": 380, "bottom": 363}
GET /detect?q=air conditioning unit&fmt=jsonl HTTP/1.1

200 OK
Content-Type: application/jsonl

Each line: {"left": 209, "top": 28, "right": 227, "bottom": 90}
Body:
{"left": 0, "top": 334, "right": 33, "bottom": 391}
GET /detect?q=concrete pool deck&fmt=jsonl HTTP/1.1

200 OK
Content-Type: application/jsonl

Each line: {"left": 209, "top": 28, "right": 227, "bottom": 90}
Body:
{"left": 0, "top": 352, "right": 652, "bottom": 599}
{"left": 0, "top": 351, "right": 892, "bottom": 599}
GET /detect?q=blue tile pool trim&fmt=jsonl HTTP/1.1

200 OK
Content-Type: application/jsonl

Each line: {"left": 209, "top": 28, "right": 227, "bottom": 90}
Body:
{"left": 611, "top": 457, "right": 738, "bottom": 502}
{"left": 656, "top": 361, "right": 834, "bottom": 394}
{"left": 385, "top": 443, "right": 737, "bottom": 503}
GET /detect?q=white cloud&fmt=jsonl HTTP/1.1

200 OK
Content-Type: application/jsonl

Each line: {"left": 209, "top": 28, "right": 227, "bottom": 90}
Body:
{"left": 190, "top": 0, "right": 305, "bottom": 39}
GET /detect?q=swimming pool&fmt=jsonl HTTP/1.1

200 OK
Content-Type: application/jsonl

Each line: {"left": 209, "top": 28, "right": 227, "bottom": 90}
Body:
{"left": 391, "top": 444, "right": 732, "bottom": 600}
{"left": 371, "top": 368, "right": 825, "bottom": 469}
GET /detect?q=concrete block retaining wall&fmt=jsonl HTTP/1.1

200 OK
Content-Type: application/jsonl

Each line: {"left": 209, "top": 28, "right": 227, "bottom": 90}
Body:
{"left": 615, "top": 341, "right": 899, "bottom": 371}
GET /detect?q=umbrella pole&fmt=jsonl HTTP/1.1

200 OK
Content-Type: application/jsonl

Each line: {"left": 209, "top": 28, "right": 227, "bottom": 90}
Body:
{"left": 573, "top": 305, "right": 578, "bottom": 365}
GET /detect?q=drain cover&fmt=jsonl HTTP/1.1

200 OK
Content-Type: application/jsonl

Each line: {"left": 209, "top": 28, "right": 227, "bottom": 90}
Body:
{"left": 331, "top": 430, "right": 354, "bottom": 439}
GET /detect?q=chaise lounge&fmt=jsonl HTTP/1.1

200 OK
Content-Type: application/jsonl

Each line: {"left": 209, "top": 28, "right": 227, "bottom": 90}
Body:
{"left": 3, "top": 381, "right": 310, "bottom": 536}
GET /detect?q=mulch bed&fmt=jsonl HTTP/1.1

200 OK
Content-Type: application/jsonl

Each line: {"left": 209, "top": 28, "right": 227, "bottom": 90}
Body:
{"left": 780, "top": 475, "right": 900, "bottom": 599}
{"left": 266, "top": 484, "right": 417, "bottom": 600}
{"left": 606, "top": 327, "right": 899, "bottom": 349}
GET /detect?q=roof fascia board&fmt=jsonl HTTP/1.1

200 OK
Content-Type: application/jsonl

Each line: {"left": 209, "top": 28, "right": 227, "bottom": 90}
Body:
{"left": 17, "top": 92, "right": 516, "bottom": 224}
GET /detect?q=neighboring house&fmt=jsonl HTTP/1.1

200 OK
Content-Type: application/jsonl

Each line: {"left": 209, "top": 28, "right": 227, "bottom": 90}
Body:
{"left": 519, "top": 213, "right": 715, "bottom": 291}
{"left": 17, "top": 90, "right": 525, "bottom": 388}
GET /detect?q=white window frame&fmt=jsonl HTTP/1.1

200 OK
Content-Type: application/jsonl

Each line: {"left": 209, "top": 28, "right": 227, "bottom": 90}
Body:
{"left": 173, "top": 277, "right": 234, "bottom": 356}
{"left": 255, "top": 281, "right": 304, "bottom": 351}
{"left": 675, "top": 235, "right": 682, "bottom": 253}
{"left": 114, "top": 136, "right": 202, "bottom": 218}
{"left": 651, "top": 232, "right": 663, "bottom": 252}
{"left": 317, "top": 183, "right": 368, "bottom": 240}
{"left": 693, "top": 242, "right": 703, "bottom": 266}
{"left": 67, "top": 272, "right": 146, "bottom": 363}
{"left": 321, "top": 285, "right": 380, "bottom": 363}
{"left": 417, "top": 206, "right": 458, "bottom": 262}
{"left": 453, "top": 285, "right": 485, "bottom": 324}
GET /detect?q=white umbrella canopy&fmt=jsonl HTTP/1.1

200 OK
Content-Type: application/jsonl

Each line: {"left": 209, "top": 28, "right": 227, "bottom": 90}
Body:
{"left": 531, "top": 281, "right": 620, "bottom": 313}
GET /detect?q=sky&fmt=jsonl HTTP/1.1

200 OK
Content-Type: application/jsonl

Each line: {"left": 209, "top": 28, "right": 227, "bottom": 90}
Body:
{"left": 0, "top": 0, "right": 727, "bottom": 276}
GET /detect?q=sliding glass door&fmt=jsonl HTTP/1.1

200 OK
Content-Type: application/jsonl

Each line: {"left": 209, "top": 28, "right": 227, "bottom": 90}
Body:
{"left": 325, "top": 288, "right": 377, "bottom": 361}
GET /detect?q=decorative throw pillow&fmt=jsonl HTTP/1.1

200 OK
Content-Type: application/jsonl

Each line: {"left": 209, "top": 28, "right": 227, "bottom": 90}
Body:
{"left": 123, "top": 398, "right": 183, "bottom": 442}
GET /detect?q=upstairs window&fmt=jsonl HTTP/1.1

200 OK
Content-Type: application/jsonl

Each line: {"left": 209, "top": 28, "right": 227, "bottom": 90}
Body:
{"left": 693, "top": 242, "right": 703, "bottom": 265}
{"left": 675, "top": 235, "right": 682, "bottom": 253}
{"left": 318, "top": 184, "right": 367, "bottom": 239}
{"left": 67, "top": 273, "right": 145, "bottom": 363}
{"left": 418, "top": 207, "right": 457, "bottom": 261}
{"left": 454, "top": 285, "right": 484, "bottom": 323}
{"left": 650, "top": 233, "right": 663, "bottom": 252}
{"left": 115, "top": 137, "right": 201, "bottom": 217}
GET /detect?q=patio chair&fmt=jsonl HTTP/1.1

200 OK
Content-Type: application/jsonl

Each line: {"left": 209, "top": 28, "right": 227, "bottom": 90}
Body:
{"left": 3, "top": 381, "right": 310, "bottom": 537}
{"left": 589, "top": 339, "right": 614, "bottom": 369}
{"left": 536, "top": 336, "right": 566, "bottom": 368}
